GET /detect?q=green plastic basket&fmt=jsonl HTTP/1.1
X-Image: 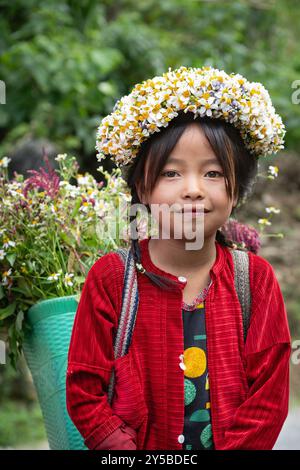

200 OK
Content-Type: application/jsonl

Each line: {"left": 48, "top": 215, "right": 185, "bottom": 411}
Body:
{"left": 23, "top": 295, "right": 88, "bottom": 450}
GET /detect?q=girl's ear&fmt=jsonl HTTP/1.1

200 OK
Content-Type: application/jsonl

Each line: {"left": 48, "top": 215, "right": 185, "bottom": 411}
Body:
{"left": 232, "top": 193, "right": 238, "bottom": 209}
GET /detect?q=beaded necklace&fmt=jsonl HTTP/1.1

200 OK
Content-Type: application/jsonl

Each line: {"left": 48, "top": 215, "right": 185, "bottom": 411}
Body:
{"left": 182, "top": 279, "right": 213, "bottom": 311}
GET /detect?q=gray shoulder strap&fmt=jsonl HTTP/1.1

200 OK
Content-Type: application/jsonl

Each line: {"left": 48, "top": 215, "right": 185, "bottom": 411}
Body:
{"left": 107, "top": 247, "right": 139, "bottom": 405}
{"left": 113, "top": 247, "right": 139, "bottom": 358}
{"left": 231, "top": 249, "right": 251, "bottom": 343}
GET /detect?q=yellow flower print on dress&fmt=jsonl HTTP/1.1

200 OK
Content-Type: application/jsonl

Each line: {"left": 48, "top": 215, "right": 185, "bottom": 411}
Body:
{"left": 183, "top": 347, "right": 206, "bottom": 378}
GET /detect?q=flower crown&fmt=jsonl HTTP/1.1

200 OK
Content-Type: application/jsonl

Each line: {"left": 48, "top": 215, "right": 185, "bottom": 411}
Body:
{"left": 96, "top": 65, "right": 285, "bottom": 168}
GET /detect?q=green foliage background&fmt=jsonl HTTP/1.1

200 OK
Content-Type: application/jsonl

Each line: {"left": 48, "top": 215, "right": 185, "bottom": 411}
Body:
{"left": 1, "top": 0, "right": 300, "bottom": 165}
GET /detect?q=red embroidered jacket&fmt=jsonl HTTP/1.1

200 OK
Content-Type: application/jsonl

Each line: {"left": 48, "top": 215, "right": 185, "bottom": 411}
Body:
{"left": 66, "top": 237, "right": 291, "bottom": 450}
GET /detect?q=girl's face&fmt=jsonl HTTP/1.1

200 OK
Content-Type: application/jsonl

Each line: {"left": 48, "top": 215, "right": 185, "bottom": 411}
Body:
{"left": 138, "top": 123, "right": 238, "bottom": 241}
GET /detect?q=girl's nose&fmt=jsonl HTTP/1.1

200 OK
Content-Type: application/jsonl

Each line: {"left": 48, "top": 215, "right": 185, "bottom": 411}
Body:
{"left": 182, "top": 176, "right": 205, "bottom": 199}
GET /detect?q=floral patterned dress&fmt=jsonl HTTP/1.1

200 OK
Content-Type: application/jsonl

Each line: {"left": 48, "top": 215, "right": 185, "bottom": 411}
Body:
{"left": 181, "top": 279, "right": 214, "bottom": 450}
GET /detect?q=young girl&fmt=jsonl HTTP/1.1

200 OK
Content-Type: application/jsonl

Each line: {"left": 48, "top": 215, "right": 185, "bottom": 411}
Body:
{"left": 66, "top": 66, "right": 291, "bottom": 450}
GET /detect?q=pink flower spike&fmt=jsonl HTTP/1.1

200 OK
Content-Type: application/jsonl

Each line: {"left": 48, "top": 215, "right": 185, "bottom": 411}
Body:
{"left": 221, "top": 218, "right": 261, "bottom": 254}
{"left": 23, "top": 150, "right": 60, "bottom": 199}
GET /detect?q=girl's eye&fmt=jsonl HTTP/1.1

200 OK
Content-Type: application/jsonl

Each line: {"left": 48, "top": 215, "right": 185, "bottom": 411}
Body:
{"left": 205, "top": 171, "right": 224, "bottom": 178}
{"left": 161, "top": 170, "right": 224, "bottom": 178}
{"left": 161, "top": 170, "right": 179, "bottom": 178}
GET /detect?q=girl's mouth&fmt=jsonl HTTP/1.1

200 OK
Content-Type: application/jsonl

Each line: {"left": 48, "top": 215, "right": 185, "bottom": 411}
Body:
{"left": 178, "top": 208, "right": 211, "bottom": 214}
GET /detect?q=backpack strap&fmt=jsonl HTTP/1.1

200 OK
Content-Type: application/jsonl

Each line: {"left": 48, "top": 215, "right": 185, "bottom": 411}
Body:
{"left": 230, "top": 249, "right": 252, "bottom": 343}
{"left": 107, "top": 247, "right": 139, "bottom": 405}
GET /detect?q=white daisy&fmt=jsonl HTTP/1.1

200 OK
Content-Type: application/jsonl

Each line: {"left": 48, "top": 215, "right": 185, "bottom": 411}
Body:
{"left": 0, "top": 156, "right": 11, "bottom": 168}
{"left": 258, "top": 218, "right": 272, "bottom": 226}
{"left": 47, "top": 271, "right": 62, "bottom": 281}
{"left": 268, "top": 165, "right": 279, "bottom": 178}
{"left": 3, "top": 239, "right": 16, "bottom": 249}
{"left": 265, "top": 207, "right": 280, "bottom": 214}
{"left": 55, "top": 153, "right": 68, "bottom": 162}
{"left": 64, "top": 272, "right": 74, "bottom": 287}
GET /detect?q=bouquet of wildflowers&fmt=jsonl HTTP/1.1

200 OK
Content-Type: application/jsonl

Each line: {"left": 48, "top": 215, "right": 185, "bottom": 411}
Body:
{"left": 0, "top": 153, "right": 138, "bottom": 369}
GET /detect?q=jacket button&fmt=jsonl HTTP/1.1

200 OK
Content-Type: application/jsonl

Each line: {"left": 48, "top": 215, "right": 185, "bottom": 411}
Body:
{"left": 178, "top": 434, "right": 185, "bottom": 444}
{"left": 178, "top": 276, "right": 187, "bottom": 283}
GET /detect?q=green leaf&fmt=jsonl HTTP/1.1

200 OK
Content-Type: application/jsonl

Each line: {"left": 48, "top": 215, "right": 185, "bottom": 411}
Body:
{"left": 16, "top": 278, "right": 32, "bottom": 296}
{"left": 71, "top": 198, "right": 82, "bottom": 218}
{"left": 27, "top": 261, "right": 36, "bottom": 271}
{"left": 0, "top": 301, "right": 17, "bottom": 321}
{"left": 97, "top": 81, "right": 116, "bottom": 96}
{"left": 0, "top": 285, "right": 4, "bottom": 301}
{"left": 6, "top": 253, "right": 17, "bottom": 267}
{"left": 16, "top": 310, "right": 24, "bottom": 332}
{"left": 60, "top": 231, "right": 75, "bottom": 248}
{"left": 3, "top": 323, "right": 20, "bottom": 370}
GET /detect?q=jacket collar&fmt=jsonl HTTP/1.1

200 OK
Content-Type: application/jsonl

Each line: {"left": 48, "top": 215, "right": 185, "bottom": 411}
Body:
{"left": 138, "top": 236, "right": 227, "bottom": 289}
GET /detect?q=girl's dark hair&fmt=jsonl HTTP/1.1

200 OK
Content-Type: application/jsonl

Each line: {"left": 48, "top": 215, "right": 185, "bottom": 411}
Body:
{"left": 121, "top": 110, "right": 258, "bottom": 291}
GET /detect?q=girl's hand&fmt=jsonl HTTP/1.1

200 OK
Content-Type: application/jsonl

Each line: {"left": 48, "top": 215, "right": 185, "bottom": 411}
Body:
{"left": 94, "top": 422, "right": 137, "bottom": 450}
